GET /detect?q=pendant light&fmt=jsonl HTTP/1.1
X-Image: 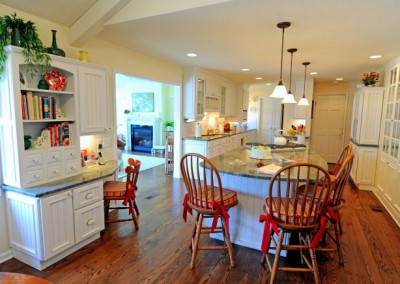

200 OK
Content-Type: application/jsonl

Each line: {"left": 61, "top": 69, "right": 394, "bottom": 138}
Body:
{"left": 270, "top": 22, "right": 291, "bottom": 98}
{"left": 282, "top": 48, "right": 297, "bottom": 104}
{"left": 298, "top": 62, "right": 310, "bottom": 106}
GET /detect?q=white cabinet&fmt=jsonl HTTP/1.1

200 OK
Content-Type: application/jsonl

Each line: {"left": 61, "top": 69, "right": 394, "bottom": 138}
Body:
{"left": 220, "top": 81, "right": 237, "bottom": 117}
{"left": 78, "top": 65, "right": 108, "bottom": 133}
{"left": 350, "top": 142, "right": 378, "bottom": 190}
{"left": 5, "top": 180, "right": 104, "bottom": 270}
{"left": 0, "top": 46, "right": 81, "bottom": 188}
{"left": 183, "top": 69, "right": 205, "bottom": 120}
{"left": 375, "top": 157, "right": 400, "bottom": 226}
{"left": 204, "top": 75, "right": 220, "bottom": 112}
{"left": 351, "top": 87, "right": 384, "bottom": 145}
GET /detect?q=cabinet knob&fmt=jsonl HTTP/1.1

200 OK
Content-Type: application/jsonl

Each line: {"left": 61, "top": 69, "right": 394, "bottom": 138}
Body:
{"left": 53, "top": 170, "right": 58, "bottom": 174}
{"left": 87, "top": 219, "right": 95, "bottom": 225}
{"left": 70, "top": 166, "right": 75, "bottom": 170}
{"left": 34, "top": 174, "right": 39, "bottom": 179}
{"left": 52, "top": 156, "right": 57, "bottom": 160}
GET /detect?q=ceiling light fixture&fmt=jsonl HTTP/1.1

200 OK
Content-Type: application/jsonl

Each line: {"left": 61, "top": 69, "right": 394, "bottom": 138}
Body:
{"left": 256, "top": 77, "right": 262, "bottom": 80}
{"left": 310, "top": 72, "right": 318, "bottom": 75}
{"left": 298, "top": 62, "right": 310, "bottom": 106}
{"left": 370, "top": 55, "right": 382, "bottom": 59}
{"left": 270, "top": 21, "right": 291, "bottom": 98}
{"left": 336, "top": 78, "right": 343, "bottom": 81}
{"left": 282, "top": 48, "right": 297, "bottom": 104}
{"left": 186, "top": 53, "right": 197, "bottom": 57}
{"left": 241, "top": 68, "right": 250, "bottom": 71}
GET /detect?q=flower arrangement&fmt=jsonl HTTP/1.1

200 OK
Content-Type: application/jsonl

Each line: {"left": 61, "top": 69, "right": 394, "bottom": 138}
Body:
{"left": 362, "top": 72, "right": 379, "bottom": 86}
{"left": 288, "top": 124, "right": 305, "bottom": 136}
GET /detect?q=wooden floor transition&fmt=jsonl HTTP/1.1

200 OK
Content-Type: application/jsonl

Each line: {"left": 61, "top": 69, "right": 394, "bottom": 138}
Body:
{"left": 0, "top": 164, "right": 399, "bottom": 283}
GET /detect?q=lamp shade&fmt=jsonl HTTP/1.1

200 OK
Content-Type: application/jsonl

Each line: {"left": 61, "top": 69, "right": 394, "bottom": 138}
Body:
{"left": 298, "top": 97, "right": 310, "bottom": 106}
{"left": 282, "top": 93, "right": 297, "bottom": 104}
{"left": 270, "top": 83, "right": 287, "bottom": 98}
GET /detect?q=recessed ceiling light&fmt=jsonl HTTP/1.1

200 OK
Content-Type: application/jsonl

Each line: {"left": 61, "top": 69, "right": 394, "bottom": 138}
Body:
{"left": 310, "top": 72, "right": 318, "bottom": 75}
{"left": 186, "top": 53, "right": 197, "bottom": 57}
{"left": 370, "top": 55, "right": 382, "bottom": 59}
{"left": 265, "top": 83, "right": 272, "bottom": 86}
{"left": 241, "top": 68, "right": 250, "bottom": 71}
{"left": 255, "top": 77, "right": 262, "bottom": 80}
{"left": 336, "top": 78, "right": 343, "bottom": 81}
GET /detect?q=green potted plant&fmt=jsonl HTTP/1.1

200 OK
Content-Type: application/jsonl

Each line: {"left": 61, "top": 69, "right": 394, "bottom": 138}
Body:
{"left": 164, "top": 121, "right": 174, "bottom": 131}
{"left": 0, "top": 13, "right": 51, "bottom": 79}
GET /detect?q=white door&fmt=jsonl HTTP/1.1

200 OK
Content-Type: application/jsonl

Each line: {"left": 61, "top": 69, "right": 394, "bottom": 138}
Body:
{"left": 311, "top": 94, "right": 347, "bottom": 163}
{"left": 259, "top": 97, "right": 282, "bottom": 144}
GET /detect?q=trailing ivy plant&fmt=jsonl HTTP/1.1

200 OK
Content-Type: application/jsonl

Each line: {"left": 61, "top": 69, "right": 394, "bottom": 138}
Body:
{"left": 0, "top": 13, "right": 51, "bottom": 79}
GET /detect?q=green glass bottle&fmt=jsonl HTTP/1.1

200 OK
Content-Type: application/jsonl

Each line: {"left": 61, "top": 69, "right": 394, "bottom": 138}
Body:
{"left": 46, "top": 30, "right": 65, "bottom": 57}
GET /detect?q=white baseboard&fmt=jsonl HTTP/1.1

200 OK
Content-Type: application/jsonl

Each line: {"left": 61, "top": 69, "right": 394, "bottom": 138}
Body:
{"left": 0, "top": 249, "right": 13, "bottom": 263}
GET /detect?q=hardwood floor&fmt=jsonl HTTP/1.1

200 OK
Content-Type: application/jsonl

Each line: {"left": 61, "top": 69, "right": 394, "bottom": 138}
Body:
{"left": 1, "top": 165, "right": 399, "bottom": 283}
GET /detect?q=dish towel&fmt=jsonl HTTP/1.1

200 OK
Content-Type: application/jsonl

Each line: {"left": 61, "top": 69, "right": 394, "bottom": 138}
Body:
{"left": 257, "top": 164, "right": 282, "bottom": 175}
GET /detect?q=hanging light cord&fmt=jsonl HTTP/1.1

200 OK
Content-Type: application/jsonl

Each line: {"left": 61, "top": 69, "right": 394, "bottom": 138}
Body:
{"left": 302, "top": 63, "right": 308, "bottom": 98}
{"left": 279, "top": 27, "right": 285, "bottom": 82}
{"left": 288, "top": 50, "right": 294, "bottom": 93}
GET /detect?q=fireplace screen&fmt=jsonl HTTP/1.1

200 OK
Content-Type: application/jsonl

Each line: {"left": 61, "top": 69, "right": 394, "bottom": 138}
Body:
{"left": 131, "top": 124, "right": 153, "bottom": 152}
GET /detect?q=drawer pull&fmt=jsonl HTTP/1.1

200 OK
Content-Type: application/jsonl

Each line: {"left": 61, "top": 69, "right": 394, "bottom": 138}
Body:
{"left": 87, "top": 219, "right": 95, "bottom": 225}
{"left": 52, "top": 156, "right": 57, "bottom": 160}
{"left": 70, "top": 166, "right": 75, "bottom": 170}
{"left": 85, "top": 193, "right": 94, "bottom": 199}
{"left": 53, "top": 170, "right": 59, "bottom": 174}
{"left": 32, "top": 159, "right": 38, "bottom": 163}
{"left": 34, "top": 174, "right": 39, "bottom": 179}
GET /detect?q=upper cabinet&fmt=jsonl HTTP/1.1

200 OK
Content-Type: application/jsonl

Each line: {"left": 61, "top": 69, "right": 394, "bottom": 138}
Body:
{"left": 78, "top": 65, "right": 108, "bottom": 134}
{"left": 381, "top": 63, "right": 400, "bottom": 161}
{"left": 351, "top": 87, "right": 384, "bottom": 146}
{"left": 183, "top": 68, "right": 205, "bottom": 120}
{"left": 183, "top": 67, "right": 237, "bottom": 120}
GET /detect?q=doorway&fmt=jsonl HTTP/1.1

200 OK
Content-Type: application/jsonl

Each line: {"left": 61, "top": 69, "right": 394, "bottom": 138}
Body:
{"left": 115, "top": 73, "right": 180, "bottom": 175}
{"left": 311, "top": 94, "right": 347, "bottom": 163}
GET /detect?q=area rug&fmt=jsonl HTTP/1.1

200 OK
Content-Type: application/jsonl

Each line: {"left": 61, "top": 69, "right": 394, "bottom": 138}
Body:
{"left": 118, "top": 154, "right": 164, "bottom": 178}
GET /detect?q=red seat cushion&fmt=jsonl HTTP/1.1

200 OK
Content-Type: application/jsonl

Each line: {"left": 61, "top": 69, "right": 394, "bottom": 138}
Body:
{"left": 103, "top": 181, "right": 127, "bottom": 200}
{"left": 190, "top": 186, "right": 238, "bottom": 209}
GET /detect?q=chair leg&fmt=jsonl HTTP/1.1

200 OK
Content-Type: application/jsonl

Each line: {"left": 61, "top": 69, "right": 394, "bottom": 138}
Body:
{"left": 270, "top": 230, "right": 284, "bottom": 284}
{"left": 221, "top": 216, "right": 235, "bottom": 268}
{"left": 307, "top": 233, "right": 320, "bottom": 284}
{"left": 104, "top": 200, "right": 110, "bottom": 220}
{"left": 129, "top": 199, "right": 139, "bottom": 230}
{"left": 334, "top": 220, "right": 344, "bottom": 265}
{"left": 190, "top": 213, "right": 203, "bottom": 269}
{"left": 133, "top": 199, "right": 140, "bottom": 216}
{"left": 189, "top": 213, "right": 200, "bottom": 251}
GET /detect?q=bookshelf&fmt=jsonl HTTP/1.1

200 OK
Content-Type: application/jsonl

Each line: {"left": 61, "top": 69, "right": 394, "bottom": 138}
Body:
{"left": 0, "top": 46, "right": 81, "bottom": 188}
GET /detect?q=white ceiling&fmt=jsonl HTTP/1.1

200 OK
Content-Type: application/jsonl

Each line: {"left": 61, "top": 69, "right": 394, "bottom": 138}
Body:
{"left": 2, "top": 0, "right": 400, "bottom": 85}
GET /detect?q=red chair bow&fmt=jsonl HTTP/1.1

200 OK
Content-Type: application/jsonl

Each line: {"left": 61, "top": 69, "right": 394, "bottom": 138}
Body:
{"left": 182, "top": 193, "right": 193, "bottom": 222}
{"left": 210, "top": 200, "right": 230, "bottom": 234}
{"left": 259, "top": 214, "right": 279, "bottom": 255}
{"left": 122, "top": 185, "right": 137, "bottom": 214}
{"left": 310, "top": 216, "right": 328, "bottom": 249}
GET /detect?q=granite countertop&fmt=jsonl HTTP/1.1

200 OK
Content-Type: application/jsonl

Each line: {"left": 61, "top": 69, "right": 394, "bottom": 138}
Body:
{"left": 183, "top": 129, "right": 256, "bottom": 141}
{"left": 208, "top": 147, "right": 328, "bottom": 180}
{"left": 1, "top": 160, "right": 122, "bottom": 198}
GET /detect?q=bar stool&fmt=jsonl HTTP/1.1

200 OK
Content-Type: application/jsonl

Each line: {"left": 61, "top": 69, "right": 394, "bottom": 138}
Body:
{"left": 180, "top": 153, "right": 239, "bottom": 269}
{"left": 165, "top": 137, "right": 174, "bottom": 174}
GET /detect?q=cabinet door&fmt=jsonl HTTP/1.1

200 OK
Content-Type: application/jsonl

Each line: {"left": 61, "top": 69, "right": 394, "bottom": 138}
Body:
{"left": 40, "top": 190, "right": 75, "bottom": 260}
{"left": 74, "top": 200, "right": 104, "bottom": 243}
{"left": 78, "top": 65, "right": 108, "bottom": 133}
{"left": 359, "top": 88, "right": 384, "bottom": 145}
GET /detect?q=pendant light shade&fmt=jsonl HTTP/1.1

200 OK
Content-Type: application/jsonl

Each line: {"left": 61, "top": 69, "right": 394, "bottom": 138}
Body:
{"left": 282, "top": 48, "right": 297, "bottom": 104}
{"left": 298, "top": 62, "right": 310, "bottom": 106}
{"left": 270, "top": 22, "right": 291, "bottom": 98}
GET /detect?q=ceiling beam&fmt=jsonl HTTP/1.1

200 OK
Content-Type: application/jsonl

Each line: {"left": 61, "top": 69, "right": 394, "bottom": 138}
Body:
{"left": 70, "top": 0, "right": 131, "bottom": 47}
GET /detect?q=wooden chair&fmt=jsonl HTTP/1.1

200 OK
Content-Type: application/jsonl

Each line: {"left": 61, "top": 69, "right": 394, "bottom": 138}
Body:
{"left": 165, "top": 137, "right": 174, "bottom": 174}
{"left": 260, "top": 162, "right": 332, "bottom": 284}
{"left": 103, "top": 158, "right": 141, "bottom": 229}
{"left": 329, "top": 144, "right": 352, "bottom": 178}
{"left": 180, "top": 153, "right": 239, "bottom": 269}
{"left": 317, "top": 153, "right": 354, "bottom": 264}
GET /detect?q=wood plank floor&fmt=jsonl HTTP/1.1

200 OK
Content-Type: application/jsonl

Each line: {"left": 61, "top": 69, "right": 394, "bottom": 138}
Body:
{"left": 0, "top": 165, "right": 399, "bottom": 283}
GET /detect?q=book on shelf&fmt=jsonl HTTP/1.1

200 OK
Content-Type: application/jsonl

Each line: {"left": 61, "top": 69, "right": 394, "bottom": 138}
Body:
{"left": 20, "top": 93, "right": 26, "bottom": 120}
{"left": 26, "top": 91, "right": 34, "bottom": 120}
{"left": 46, "top": 122, "right": 70, "bottom": 147}
{"left": 21, "top": 92, "right": 60, "bottom": 120}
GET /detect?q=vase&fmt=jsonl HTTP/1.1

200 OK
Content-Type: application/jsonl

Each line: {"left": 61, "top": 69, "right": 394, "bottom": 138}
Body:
{"left": 46, "top": 30, "right": 65, "bottom": 57}
{"left": 37, "top": 76, "right": 49, "bottom": 90}
{"left": 11, "top": 27, "right": 22, "bottom": 47}
{"left": 365, "top": 84, "right": 375, "bottom": 87}
{"left": 79, "top": 50, "right": 89, "bottom": 62}
{"left": 297, "top": 134, "right": 305, "bottom": 144}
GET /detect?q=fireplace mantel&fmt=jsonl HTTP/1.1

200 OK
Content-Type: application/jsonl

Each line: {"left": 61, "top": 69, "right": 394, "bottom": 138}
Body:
{"left": 126, "top": 117, "right": 160, "bottom": 150}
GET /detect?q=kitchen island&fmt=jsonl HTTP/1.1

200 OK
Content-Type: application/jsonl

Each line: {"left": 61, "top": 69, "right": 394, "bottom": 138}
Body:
{"left": 205, "top": 147, "right": 327, "bottom": 251}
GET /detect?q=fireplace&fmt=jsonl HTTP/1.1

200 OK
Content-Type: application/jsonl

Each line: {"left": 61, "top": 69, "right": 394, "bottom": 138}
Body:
{"left": 131, "top": 124, "right": 153, "bottom": 153}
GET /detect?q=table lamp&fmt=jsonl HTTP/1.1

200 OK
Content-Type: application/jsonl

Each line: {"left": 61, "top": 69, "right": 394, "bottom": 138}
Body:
{"left": 249, "top": 146, "right": 272, "bottom": 168}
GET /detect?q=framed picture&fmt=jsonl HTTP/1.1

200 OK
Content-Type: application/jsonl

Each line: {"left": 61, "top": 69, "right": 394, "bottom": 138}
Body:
{"left": 132, "top": 92, "right": 154, "bottom": 112}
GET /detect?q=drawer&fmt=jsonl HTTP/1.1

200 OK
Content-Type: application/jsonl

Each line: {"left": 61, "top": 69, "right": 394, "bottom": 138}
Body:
{"left": 64, "top": 148, "right": 79, "bottom": 161}
{"left": 47, "top": 164, "right": 65, "bottom": 179}
{"left": 65, "top": 161, "right": 81, "bottom": 175}
{"left": 26, "top": 169, "right": 44, "bottom": 184}
{"left": 25, "top": 153, "right": 43, "bottom": 168}
{"left": 46, "top": 150, "right": 62, "bottom": 164}
{"left": 74, "top": 200, "right": 104, "bottom": 243}
{"left": 73, "top": 180, "right": 103, "bottom": 210}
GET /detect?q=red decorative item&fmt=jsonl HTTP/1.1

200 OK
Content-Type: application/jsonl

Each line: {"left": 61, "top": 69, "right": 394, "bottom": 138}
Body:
{"left": 44, "top": 70, "right": 66, "bottom": 91}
